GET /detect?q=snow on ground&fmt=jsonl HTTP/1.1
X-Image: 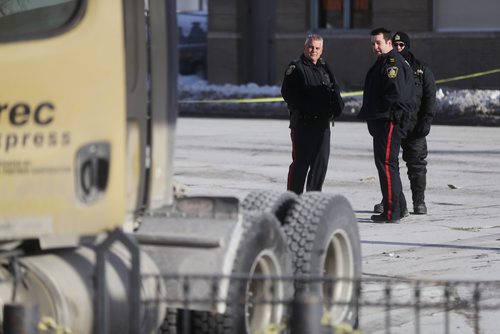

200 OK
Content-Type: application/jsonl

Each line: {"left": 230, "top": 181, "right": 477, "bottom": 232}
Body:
{"left": 178, "top": 75, "right": 500, "bottom": 126}
{"left": 179, "top": 75, "right": 281, "bottom": 100}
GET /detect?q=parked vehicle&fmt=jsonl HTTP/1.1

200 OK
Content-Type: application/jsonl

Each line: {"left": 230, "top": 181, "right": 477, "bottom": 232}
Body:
{"left": 178, "top": 10, "right": 207, "bottom": 77}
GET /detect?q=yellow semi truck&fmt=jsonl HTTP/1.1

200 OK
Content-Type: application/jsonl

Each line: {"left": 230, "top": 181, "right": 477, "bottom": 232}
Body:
{"left": 0, "top": 1, "right": 361, "bottom": 333}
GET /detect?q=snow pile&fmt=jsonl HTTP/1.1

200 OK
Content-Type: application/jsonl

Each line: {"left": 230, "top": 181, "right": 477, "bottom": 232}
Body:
{"left": 179, "top": 76, "right": 281, "bottom": 101}
{"left": 433, "top": 88, "right": 500, "bottom": 125}
{"left": 436, "top": 88, "right": 500, "bottom": 114}
{"left": 179, "top": 75, "right": 285, "bottom": 118}
{"left": 178, "top": 75, "right": 500, "bottom": 126}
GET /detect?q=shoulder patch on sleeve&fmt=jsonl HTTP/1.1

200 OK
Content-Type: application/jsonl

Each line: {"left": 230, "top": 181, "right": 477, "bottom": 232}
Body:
{"left": 286, "top": 64, "right": 296, "bottom": 75}
{"left": 387, "top": 66, "right": 398, "bottom": 78}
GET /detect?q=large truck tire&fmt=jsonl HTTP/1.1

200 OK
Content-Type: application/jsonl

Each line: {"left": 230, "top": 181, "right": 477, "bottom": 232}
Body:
{"left": 185, "top": 212, "right": 293, "bottom": 334}
{"left": 158, "top": 309, "right": 178, "bottom": 333}
{"left": 241, "top": 190, "right": 298, "bottom": 224}
{"left": 283, "top": 192, "right": 361, "bottom": 328}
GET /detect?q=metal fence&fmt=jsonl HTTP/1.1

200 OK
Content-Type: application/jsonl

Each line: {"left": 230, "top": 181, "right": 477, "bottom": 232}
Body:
{"left": 2, "top": 262, "right": 500, "bottom": 333}
{"left": 3, "top": 230, "right": 499, "bottom": 334}
{"left": 145, "top": 273, "right": 500, "bottom": 334}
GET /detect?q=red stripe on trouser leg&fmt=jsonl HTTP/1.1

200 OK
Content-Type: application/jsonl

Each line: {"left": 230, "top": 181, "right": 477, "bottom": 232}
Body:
{"left": 287, "top": 129, "right": 296, "bottom": 191}
{"left": 385, "top": 122, "right": 395, "bottom": 219}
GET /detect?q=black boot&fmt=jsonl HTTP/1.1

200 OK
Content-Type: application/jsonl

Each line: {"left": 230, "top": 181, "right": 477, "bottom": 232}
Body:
{"left": 413, "top": 201, "right": 427, "bottom": 214}
{"left": 412, "top": 191, "right": 427, "bottom": 214}
{"left": 410, "top": 175, "right": 427, "bottom": 215}
{"left": 373, "top": 200, "right": 384, "bottom": 213}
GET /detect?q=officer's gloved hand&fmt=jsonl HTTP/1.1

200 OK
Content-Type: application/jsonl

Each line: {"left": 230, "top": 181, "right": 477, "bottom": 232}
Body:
{"left": 413, "top": 120, "right": 431, "bottom": 138}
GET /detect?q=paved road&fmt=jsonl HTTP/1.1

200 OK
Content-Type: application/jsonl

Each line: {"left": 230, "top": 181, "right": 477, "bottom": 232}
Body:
{"left": 174, "top": 117, "right": 500, "bottom": 279}
{"left": 173, "top": 117, "right": 500, "bottom": 332}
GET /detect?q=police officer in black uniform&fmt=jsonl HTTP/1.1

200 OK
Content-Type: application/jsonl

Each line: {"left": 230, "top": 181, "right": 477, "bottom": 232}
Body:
{"left": 393, "top": 31, "right": 436, "bottom": 214}
{"left": 281, "top": 34, "right": 343, "bottom": 194}
{"left": 358, "top": 28, "right": 416, "bottom": 223}
{"left": 374, "top": 32, "right": 436, "bottom": 215}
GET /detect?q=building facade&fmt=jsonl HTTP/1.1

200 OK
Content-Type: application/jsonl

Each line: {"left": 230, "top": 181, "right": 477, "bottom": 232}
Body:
{"left": 177, "top": 0, "right": 207, "bottom": 12}
{"left": 207, "top": 0, "right": 500, "bottom": 89}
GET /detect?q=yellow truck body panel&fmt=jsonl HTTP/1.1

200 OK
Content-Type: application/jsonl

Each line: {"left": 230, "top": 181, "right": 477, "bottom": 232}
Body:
{"left": 0, "top": 1, "right": 127, "bottom": 238}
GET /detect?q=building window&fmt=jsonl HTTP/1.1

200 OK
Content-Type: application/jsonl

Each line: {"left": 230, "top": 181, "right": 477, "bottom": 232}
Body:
{"left": 318, "top": 0, "right": 371, "bottom": 30}
{"left": 434, "top": 0, "right": 500, "bottom": 32}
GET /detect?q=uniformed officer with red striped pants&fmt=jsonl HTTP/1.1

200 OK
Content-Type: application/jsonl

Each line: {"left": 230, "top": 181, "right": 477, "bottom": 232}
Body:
{"left": 358, "top": 28, "right": 416, "bottom": 223}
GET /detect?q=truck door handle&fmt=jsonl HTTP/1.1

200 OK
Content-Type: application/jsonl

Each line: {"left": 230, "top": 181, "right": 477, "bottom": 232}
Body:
{"left": 76, "top": 142, "right": 110, "bottom": 203}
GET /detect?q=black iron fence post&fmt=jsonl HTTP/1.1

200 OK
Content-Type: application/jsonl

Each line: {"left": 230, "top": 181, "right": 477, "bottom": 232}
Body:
{"left": 290, "top": 291, "right": 323, "bottom": 334}
{"left": 2, "top": 303, "right": 39, "bottom": 334}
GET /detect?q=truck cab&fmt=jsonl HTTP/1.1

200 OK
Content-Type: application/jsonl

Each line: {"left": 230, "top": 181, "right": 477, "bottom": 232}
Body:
{"left": 0, "top": 0, "right": 176, "bottom": 240}
{"left": 0, "top": 1, "right": 175, "bottom": 332}
{"left": 0, "top": 1, "right": 361, "bottom": 333}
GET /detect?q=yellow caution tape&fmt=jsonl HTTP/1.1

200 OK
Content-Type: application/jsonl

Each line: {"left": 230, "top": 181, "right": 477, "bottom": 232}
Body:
{"left": 435, "top": 68, "right": 500, "bottom": 84}
{"left": 181, "top": 97, "right": 285, "bottom": 104}
{"left": 180, "top": 68, "right": 500, "bottom": 104}
{"left": 180, "top": 90, "right": 363, "bottom": 104}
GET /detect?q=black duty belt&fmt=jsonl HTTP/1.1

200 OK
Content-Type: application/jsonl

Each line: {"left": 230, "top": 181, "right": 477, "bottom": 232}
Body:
{"left": 299, "top": 114, "right": 330, "bottom": 122}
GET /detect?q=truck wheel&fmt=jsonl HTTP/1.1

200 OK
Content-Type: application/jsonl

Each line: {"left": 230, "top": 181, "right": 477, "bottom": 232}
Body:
{"left": 283, "top": 192, "right": 361, "bottom": 327}
{"left": 241, "top": 190, "right": 298, "bottom": 224}
{"left": 192, "top": 212, "right": 293, "bottom": 333}
{"left": 160, "top": 309, "right": 213, "bottom": 334}
{"left": 158, "top": 308, "right": 178, "bottom": 333}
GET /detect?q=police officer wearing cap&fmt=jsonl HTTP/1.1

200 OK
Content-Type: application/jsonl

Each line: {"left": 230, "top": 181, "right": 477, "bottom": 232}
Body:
{"left": 358, "top": 28, "right": 416, "bottom": 223}
{"left": 281, "top": 34, "right": 344, "bottom": 194}
{"left": 385, "top": 31, "right": 436, "bottom": 214}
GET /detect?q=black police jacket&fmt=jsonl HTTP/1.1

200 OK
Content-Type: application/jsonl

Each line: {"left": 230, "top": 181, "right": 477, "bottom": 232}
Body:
{"left": 405, "top": 51, "right": 436, "bottom": 138}
{"left": 358, "top": 49, "right": 416, "bottom": 129}
{"left": 281, "top": 54, "right": 342, "bottom": 127}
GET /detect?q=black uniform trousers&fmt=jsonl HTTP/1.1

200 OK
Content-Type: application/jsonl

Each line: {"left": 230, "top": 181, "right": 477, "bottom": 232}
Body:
{"left": 368, "top": 119, "right": 407, "bottom": 220}
{"left": 401, "top": 136, "right": 428, "bottom": 204}
{"left": 287, "top": 120, "right": 330, "bottom": 194}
